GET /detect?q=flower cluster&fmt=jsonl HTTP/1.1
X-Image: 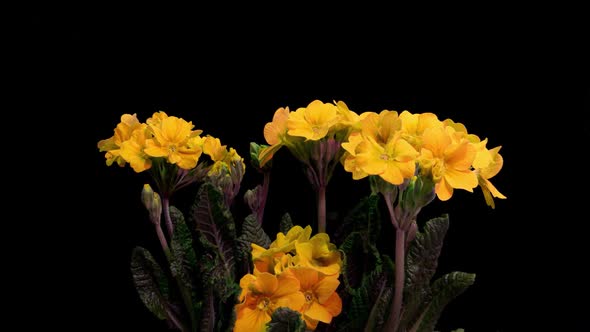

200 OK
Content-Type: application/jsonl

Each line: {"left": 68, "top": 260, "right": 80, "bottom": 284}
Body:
{"left": 235, "top": 225, "right": 342, "bottom": 331}
{"left": 259, "top": 100, "right": 505, "bottom": 209}
{"left": 97, "top": 99, "right": 506, "bottom": 332}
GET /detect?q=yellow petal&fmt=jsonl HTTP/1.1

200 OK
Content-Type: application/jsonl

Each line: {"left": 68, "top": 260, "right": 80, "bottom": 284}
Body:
{"left": 435, "top": 177, "right": 453, "bottom": 201}
{"left": 444, "top": 169, "right": 478, "bottom": 191}
{"left": 321, "top": 292, "right": 342, "bottom": 317}
{"left": 254, "top": 272, "right": 278, "bottom": 295}
{"left": 305, "top": 301, "right": 333, "bottom": 323}
{"left": 445, "top": 141, "right": 476, "bottom": 170}
{"left": 273, "top": 274, "right": 301, "bottom": 299}
{"left": 289, "top": 267, "right": 319, "bottom": 290}
{"left": 233, "top": 306, "right": 270, "bottom": 332}
{"left": 380, "top": 164, "right": 404, "bottom": 185}
{"left": 314, "top": 276, "right": 340, "bottom": 304}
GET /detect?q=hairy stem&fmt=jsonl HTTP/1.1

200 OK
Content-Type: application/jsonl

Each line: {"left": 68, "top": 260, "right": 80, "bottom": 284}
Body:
{"left": 162, "top": 196, "right": 174, "bottom": 239}
{"left": 317, "top": 185, "right": 327, "bottom": 233}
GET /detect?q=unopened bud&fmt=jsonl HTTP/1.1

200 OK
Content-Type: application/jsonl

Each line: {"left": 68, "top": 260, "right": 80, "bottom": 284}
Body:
{"left": 141, "top": 184, "right": 162, "bottom": 225}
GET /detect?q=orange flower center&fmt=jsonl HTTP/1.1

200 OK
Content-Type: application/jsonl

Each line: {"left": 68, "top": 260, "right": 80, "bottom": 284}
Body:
{"left": 304, "top": 291, "right": 314, "bottom": 303}
{"left": 257, "top": 297, "right": 271, "bottom": 310}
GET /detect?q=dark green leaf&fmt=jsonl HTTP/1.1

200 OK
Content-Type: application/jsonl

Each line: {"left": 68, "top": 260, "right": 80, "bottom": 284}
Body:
{"left": 266, "top": 307, "right": 306, "bottom": 332}
{"left": 191, "top": 183, "right": 237, "bottom": 282}
{"left": 236, "top": 214, "right": 271, "bottom": 273}
{"left": 170, "top": 206, "right": 199, "bottom": 331}
{"left": 413, "top": 272, "right": 476, "bottom": 332}
{"left": 130, "top": 247, "right": 171, "bottom": 320}
{"left": 334, "top": 194, "right": 380, "bottom": 245}
{"left": 403, "top": 214, "right": 450, "bottom": 327}
{"left": 280, "top": 213, "right": 294, "bottom": 234}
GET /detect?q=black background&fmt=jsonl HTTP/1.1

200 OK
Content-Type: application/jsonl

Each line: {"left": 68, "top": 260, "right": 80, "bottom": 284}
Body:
{"left": 32, "top": 7, "right": 588, "bottom": 332}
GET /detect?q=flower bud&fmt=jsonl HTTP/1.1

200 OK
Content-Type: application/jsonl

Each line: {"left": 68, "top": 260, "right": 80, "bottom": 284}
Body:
{"left": 141, "top": 184, "right": 162, "bottom": 225}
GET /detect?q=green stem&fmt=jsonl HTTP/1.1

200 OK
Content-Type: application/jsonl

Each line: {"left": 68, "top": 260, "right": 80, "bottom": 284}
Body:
{"left": 317, "top": 185, "right": 326, "bottom": 233}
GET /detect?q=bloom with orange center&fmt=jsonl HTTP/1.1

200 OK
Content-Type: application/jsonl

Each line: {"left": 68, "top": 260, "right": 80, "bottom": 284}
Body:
{"left": 234, "top": 272, "right": 305, "bottom": 332}
{"left": 287, "top": 267, "right": 342, "bottom": 330}
{"left": 353, "top": 132, "right": 419, "bottom": 185}
{"left": 294, "top": 233, "right": 342, "bottom": 276}
{"left": 287, "top": 100, "right": 340, "bottom": 141}
{"left": 419, "top": 126, "right": 478, "bottom": 201}
{"left": 143, "top": 115, "right": 204, "bottom": 169}
{"left": 474, "top": 145, "right": 506, "bottom": 208}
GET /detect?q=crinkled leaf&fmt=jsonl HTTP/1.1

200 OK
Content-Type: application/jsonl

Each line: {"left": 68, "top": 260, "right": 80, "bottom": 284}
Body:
{"left": 169, "top": 206, "right": 199, "bottom": 330}
{"left": 191, "top": 183, "right": 237, "bottom": 283}
{"left": 267, "top": 307, "right": 306, "bottom": 332}
{"left": 403, "top": 214, "right": 450, "bottom": 327}
{"left": 280, "top": 213, "right": 294, "bottom": 234}
{"left": 130, "top": 246, "right": 171, "bottom": 320}
{"left": 413, "top": 272, "right": 476, "bottom": 332}
{"left": 237, "top": 214, "right": 271, "bottom": 272}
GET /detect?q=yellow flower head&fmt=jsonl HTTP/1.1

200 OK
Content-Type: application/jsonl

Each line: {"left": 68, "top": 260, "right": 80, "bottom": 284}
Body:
{"left": 360, "top": 110, "right": 402, "bottom": 145}
{"left": 259, "top": 107, "right": 291, "bottom": 167}
{"left": 118, "top": 123, "right": 152, "bottom": 172}
{"left": 294, "top": 233, "right": 342, "bottom": 276}
{"left": 353, "top": 132, "right": 419, "bottom": 185}
{"left": 475, "top": 145, "right": 506, "bottom": 208}
{"left": 286, "top": 267, "right": 342, "bottom": 330}
{"left": 419, "top": 126, "right": 478, "bottom": 201}
{"left": 143, "top": 114, "right": 204, "bottom": 169}
{"left": 341, "top": 132, "right": 369, "bottom": 180}
{"left": 399, "top": 110, "right": 443, "bottom": 150}
{"left": 234, "top": 272, "right": 305, "bottom": 332}
{"left": 287, "top": 100, "right": 340, "bottom": 141}
{"left": 97, "top": 113, "right": 142, "bottom": 167}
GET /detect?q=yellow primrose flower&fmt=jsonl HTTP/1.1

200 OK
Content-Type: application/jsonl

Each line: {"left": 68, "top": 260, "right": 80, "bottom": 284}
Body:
{"left": 341, "top": 132, "right": 369, "bottom": 180}
{"left": 271, "top": 225, "right": 313, "bottom": 253}
{"left": 294, "top": 233, "right": 342, "bottom": 276}
{"left": 97, "top": 113, "right": 142, "bottom": 167}
{"left": 354, "top": 133, "right": 419, "bottom": 185}
{"left": 287, "top": 100, "right": 340, "bottom": 141}
{"left": 118, "top": 124, "right": 152, "bottom": 172}
{"left": 259, "top": 106, "right": 291, "bottom": 167}
{"left": 360, "top": 110, "right": 402, "bottom": 145}
{"left": 442, "top": 118, "right": 481, "bottom": 144}
{"left": 252, "top": 225, "right": 313, "bottom": 274}
{"left": 287, "top": 267, "right": 342, "bottom": 330}
{"left": 475, "top": 146, "right": 506, "bottom": 208}
{"left": 234, "top": 272, "right": 305, "bottom": 332}
{"left": 399, "top": 111, "right": 443, "bottom": 150}
{"left": 143, "top": 115, "right": 204, "bottom": 170}
{"left": 419, "top": 126, "right": 478, "bottom": 201}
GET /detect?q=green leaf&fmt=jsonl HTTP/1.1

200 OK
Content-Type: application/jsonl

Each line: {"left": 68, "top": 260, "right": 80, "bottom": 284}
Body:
{"left": 279, "top": 213, "right": 294, "bottom": 234}
{"left": 413, "top": 272, "right": 476, "bottom": 332}
{"left": 266, "top": 307, "right": 306, "bottom": 332}
{"left": 334, "top": 194, "right": 380, "bottom": 245}
{"left": 402, "top": 214, "right": 450, "bottom": 328}
{"left": 191, "top": 183, "right": 237, "bottom": 283}
{"left": 170, "top": 206, "right": 199, "bottom": 331}
{"left": 236, "top": 214, "right": 272, "bottom": 272}
{"left": 130, "top": 246, "right": 171, "bottom": 320}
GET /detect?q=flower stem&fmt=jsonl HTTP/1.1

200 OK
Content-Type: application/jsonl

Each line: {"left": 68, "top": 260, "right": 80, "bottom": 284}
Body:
{"left": 257, "top": 172, "right": 271, "bottom": 225}
{"left": 317, "top": 185, "right": 327, "bottom": 233}
{"left": 155, "top": 223, "right": 171, "bottom": 257}
{"left": 162, "top": 196, "right": 174, "bottom": 239}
